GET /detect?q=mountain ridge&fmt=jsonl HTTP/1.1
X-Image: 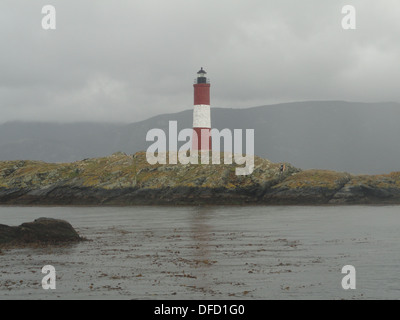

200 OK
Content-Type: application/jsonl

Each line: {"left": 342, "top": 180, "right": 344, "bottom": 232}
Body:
{"left": 1, "top": 100, "right": 400, "bottom": 174}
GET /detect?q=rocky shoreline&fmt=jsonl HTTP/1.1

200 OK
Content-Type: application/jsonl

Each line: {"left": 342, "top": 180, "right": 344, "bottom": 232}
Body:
{"left": 1, "top": 152, "right": 400, "bottom": 206}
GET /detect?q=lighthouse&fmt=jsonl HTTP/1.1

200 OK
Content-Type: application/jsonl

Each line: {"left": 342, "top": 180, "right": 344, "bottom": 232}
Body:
{"left": 192, "top": 67, "right": 211, "bottom": 151}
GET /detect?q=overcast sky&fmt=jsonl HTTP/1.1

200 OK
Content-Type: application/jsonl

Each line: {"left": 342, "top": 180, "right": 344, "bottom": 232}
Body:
{"left": 1, "top": 0, "right": 400, "bottom": 123}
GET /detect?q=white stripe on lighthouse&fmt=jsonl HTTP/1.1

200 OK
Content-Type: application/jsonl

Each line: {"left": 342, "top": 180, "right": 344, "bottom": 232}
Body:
{"left": 193, "top": 104, "right": 211, "bottom": 128}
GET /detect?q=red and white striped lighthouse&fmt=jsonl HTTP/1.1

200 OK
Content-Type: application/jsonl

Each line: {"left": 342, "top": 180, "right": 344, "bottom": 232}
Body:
{"left": 192, "top": 67, "right": 211, "bottom": 151}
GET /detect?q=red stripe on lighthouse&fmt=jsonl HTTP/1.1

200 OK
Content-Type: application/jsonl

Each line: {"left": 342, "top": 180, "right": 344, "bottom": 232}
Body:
{"left": 192, "top": 127, "right": 212, "bottom": 151}
{"left": 194, "top": 83, "right": 210, "bottom": 105}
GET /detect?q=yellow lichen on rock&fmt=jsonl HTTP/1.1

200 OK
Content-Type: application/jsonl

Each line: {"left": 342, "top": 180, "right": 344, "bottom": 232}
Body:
{"left": 275, "top": 170, "right": 351, "bottom": 190}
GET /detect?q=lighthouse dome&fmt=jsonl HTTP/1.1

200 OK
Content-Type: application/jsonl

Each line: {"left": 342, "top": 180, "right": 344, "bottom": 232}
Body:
{"left": 197, "top": 67, "right": 207, "bottom": 75}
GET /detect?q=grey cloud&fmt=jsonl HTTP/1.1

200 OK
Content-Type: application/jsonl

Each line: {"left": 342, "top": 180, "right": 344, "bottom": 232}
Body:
{"left": 0, "top": 0, "right": 399, "bottom": 123}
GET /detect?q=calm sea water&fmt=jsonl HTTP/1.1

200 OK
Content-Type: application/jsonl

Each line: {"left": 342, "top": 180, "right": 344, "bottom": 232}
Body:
{"left": 0, "top": 205, "right": 399, "bottom": 300}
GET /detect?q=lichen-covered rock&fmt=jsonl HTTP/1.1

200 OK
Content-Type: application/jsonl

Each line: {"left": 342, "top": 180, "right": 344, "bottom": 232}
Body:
{"left": 329, "top": 173, "right": 400, "bottom": 204}
{"left": 1, "top": 152, "right": 400, "bottom": 205}
{"left": 263, "top": 170, "right": 352, "bottom": 204}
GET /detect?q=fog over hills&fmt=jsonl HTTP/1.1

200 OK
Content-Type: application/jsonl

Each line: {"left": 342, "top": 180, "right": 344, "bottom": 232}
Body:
{"left": 1, "top": 101, "right": 400, "bottom": 174}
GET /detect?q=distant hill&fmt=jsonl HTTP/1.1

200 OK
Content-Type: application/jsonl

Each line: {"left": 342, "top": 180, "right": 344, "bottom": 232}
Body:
{"left": 1, "top": 101, "right": 400, "bottom": 174}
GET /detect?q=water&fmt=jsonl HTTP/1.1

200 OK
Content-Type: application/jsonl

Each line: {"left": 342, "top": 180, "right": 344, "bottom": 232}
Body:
{"left": 0, "top": 205, "right": 399, "bottom": 300}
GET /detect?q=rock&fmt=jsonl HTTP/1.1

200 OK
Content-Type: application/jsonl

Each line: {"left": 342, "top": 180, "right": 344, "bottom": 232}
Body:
{"left": 0, "top": 224, "right": 19, "bottom": 244}
{"left": 0, "top": 218, "right": 83, "bottom": 245}
{"left": 1, "top": 152, "right": 400, "bottom": 205}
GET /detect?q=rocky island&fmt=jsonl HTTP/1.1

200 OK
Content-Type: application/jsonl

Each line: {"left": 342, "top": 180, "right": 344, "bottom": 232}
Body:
{"left": 0, "top": 152, "right": 400, "bottom": 205}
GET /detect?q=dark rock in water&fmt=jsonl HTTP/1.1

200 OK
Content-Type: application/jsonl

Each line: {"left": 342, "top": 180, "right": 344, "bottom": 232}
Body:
{"left": 0, "top": 218, "right": 82, "bottom": 245}
{"left": 0, "top": 224, "right": 19, "bottom": 244}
